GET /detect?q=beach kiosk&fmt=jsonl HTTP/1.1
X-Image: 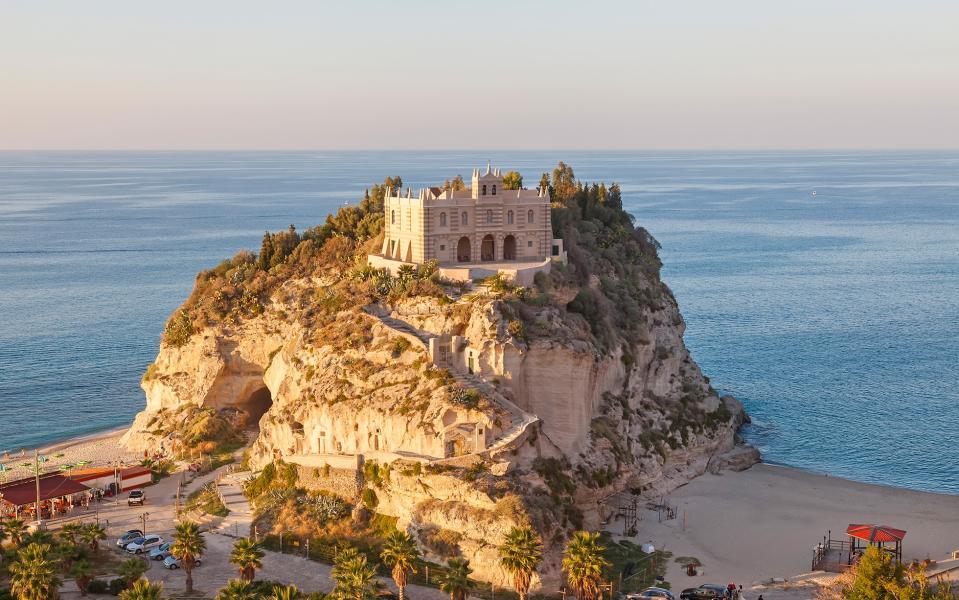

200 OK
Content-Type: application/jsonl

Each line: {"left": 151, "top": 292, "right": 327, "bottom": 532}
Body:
{"left": 847, "top": 523, "right": 906, "bottom": 564}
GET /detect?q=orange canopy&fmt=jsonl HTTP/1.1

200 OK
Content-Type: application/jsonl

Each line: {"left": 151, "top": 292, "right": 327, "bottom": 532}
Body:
{"left": 846, "top": 524, "right": 907, "bottom": 543}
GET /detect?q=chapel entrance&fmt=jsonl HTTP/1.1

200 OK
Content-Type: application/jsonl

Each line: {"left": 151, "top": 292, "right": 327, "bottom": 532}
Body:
{"left": 481, "top": 235, "right": 495, "bottom": 261}
{"left": 503, "top": 235, "right": 516, "bottom": 260}
{"left": 457, "top": 237, "right": 471, "bottom": 262}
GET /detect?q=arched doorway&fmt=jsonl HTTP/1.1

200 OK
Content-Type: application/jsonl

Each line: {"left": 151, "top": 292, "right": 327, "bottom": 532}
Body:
{"left": 481, "top": 235, "right": 495, "bottom": 261}
{"left": 457, "top": 237, "right": 471, "bottom": 262}
{"left": 503, "top": 235, "right": 516, "bottom": 260}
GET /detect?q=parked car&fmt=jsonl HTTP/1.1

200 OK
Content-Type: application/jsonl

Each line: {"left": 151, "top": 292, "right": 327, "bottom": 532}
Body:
{"left": 163, "top": 555, "right": 202, "bottom": 570}
{"left": 127, "top": 490, "right": 146, "bottom": 506}
{"left": 149, "top": 542, "right": 173, "bottom": 560}
{"left": 628, "top": 588, "right": 676, "bottom": 600}
{"left": 680, "top": 585, "right": 727, "bottom": 600}
{"left": 126, "top": 534, "right": 164, "bottom": 554}
{"left": 115, "top": 530, "right": 144, "bottom": 548}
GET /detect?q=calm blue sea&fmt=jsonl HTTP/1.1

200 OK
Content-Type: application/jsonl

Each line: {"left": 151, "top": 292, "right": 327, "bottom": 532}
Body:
{"left": 1, "top": 151, "right": 957, "bottom": 493}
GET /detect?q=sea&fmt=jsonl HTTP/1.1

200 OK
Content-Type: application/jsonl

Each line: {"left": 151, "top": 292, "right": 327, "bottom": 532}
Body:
{"left": 1, "top": 151, "right": 957, "bottom": 493}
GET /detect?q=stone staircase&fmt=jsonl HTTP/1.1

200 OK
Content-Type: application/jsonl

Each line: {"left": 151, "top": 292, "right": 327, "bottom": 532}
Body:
{"left": 366, "top": 310, "right": 540, "bottom": 460}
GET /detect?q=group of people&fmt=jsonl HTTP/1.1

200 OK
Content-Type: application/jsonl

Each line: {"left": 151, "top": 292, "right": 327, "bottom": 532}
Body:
{"left": 725, "top": 583, "right": 762, "bottom": 600}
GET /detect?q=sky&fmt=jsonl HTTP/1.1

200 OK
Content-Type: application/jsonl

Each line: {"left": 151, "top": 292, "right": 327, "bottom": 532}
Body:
{"left": 1, "top": 0, "right": 958, "bottom": 150}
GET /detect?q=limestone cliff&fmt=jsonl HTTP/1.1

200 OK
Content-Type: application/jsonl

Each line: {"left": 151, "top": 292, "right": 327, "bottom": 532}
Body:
{"left": 122, "top": 170, "right": 758, "bottom": 589}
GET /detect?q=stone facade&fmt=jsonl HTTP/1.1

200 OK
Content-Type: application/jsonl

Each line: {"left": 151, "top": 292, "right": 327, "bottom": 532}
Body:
{"left": 370, "top": 165, "right": 565, "bottom": 283}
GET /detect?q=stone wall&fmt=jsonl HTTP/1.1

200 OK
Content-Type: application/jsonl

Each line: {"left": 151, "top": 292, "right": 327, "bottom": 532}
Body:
{"left": 293, "top": 464, "right": 363, "bottom": 500}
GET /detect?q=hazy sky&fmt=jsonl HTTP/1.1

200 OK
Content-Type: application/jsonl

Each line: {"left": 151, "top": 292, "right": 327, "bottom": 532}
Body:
{"left": 2, "top": 1, "right": 957, "bottom": 150}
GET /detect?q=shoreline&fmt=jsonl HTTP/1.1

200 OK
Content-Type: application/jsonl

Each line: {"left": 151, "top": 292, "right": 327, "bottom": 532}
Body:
{"left": 637, "top": 462, "right": 959, "bottom": 590}
{"left": 1, "top": 425, "right": 139, "bottom": 481}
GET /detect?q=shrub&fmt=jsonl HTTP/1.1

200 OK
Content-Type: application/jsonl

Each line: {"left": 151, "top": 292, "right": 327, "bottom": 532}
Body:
{"left": 420, "top": 527, "right": 462, "bottom": 558}
{"left": 87, "top": 580, "right": 109, "bottom": 595}
{"left": 163, "top": 309, "right": 194, "bottom": 348}
{"left": 449, "top": 387, "right": 482, "bottom": 409}
{"left": 361, "top": 488, "right": 379, "bottom": 510}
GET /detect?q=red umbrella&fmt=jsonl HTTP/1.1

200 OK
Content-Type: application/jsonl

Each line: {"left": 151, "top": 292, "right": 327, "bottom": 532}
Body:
{"left": 846, "top": 524, "right": 907, "bottom": 543}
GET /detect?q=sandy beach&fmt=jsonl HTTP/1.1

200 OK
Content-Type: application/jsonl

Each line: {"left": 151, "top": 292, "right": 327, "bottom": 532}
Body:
{"left": 631, "top": 463, "right": 959, "bottom": 593}
{"left": 0, "top": 427, "right": 140, "bottom": 481}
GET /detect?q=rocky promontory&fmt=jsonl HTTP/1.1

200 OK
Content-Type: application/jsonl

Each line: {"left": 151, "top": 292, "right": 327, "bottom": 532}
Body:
{"left": 123, "top": 165, "right": 757, "bottom": 588}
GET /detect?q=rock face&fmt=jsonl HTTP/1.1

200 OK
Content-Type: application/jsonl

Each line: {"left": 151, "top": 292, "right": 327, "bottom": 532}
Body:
{"left": 123, "top": 240, "right": 758, "bottom": 590}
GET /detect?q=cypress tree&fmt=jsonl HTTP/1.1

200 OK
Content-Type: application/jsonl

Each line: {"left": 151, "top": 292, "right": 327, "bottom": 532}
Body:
{"left": 257, "top": 231, "right": 273, "bottom": 271}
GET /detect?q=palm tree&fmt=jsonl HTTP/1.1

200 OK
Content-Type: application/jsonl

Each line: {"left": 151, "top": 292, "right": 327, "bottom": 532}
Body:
{"left": 270, "top": 585, "right": 302, "bottom": 600}
{"left": 229, "top": 537, "right": 264, "bottom": 582}
{"left": 498, "top": 526, "right": 543, "bottom": 600}
{"left": 380, "top": 531, "right": 420, "bottom": 600}
{"left": 118, "top": 578, "right": 164, "bottom": 600}
{"left": 58, "top": 522, "right": 83, "bottom": 545}
{"left": 79, "top": 524, "right": 106, "bottom": 552}
{"left": 216, "top": 579, "right": 260, "bottom": 600}
{"left": 54, "top": 540, "right": 84, "bottom": 573}
{"left": 9, "top": 543, "right": 61, "bottom": 600}
{"left": 5, "top": 518, "right": 29, "bottom": 547}
{"left": 331, "top": 547, "right": 382, "bottom": 600}
{"left": 438, "top": 558, "right": 474, "bottom": 600}
{"left": 0, "top": 524, "right": 8, "bottom": 565}
{"left": 171, "top": 520, "right": 206, "bottom": 595}
{"left": 562, "top": 532, "right": 610, "bottom": 600}
{"left": 118, "top": 558, "right": 150, "bottom": 588}
{"left": 70, "top": 559, "right": 96, "bottom": 597}
{"left": 22, "top": 530, "right": 54, "bottom": 547}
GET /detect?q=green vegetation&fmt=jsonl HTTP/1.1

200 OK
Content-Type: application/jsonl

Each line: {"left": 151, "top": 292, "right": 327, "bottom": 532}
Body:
{"left": 186, "top": 482, "right": 230, "bottom": 517}
{"left": 171, "top": 520, "right": 206, "bottom": 596}
{"left": 501, "top": 171, "right": 523, "bottom": 190}
{"left": 498, "top": 527, "right": 543, "bottom": 600}
{"left": 562, "top": 531, "right": 610, "bottom": 600}
{"left": 230, "top": 538, "right": 265, "bottom": 582}
{"left": 598, "top": 534, "right": 670, "bottom": 594}
{"left": 380, "top": 531, "right": 421, "bottom": 600}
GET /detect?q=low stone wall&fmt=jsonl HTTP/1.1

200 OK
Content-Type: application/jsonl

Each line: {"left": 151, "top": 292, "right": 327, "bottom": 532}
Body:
{"left": 287, "top": 453, "right": 363, "bottom": 499}
{"left": 293, "top": 464, "right": 363, "bottom": 500}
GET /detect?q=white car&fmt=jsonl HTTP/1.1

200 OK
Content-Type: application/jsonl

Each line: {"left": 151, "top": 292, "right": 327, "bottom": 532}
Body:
{"left": 126, "top": 534, "right": 164, "bottom": 554}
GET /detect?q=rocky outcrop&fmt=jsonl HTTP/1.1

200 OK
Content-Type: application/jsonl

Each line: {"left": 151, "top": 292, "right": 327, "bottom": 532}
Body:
{"left": 123, "top": 243, "right": 757, "bottom": 590}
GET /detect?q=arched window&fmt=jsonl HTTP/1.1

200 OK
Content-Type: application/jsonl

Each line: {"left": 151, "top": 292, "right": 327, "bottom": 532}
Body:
{"left": 492, "top": 185, "right": 497, "bottom": 195}
{"left": 440, "top": 212, "right": 447, "bottom": 227}
{"left": 462, "top": 211, "right": 468, "bottom": 225}
{"left": 527, "top": 209, "right": 534, "bottom": 223}
{"left": 507, "top": 210, "right": 514, "bottom": 224}
{"left": 486, "top": 209, "right": 493, "bottom": 224}
{"left": 391, "top": 210, "right": 396, "bottom": 225}
{"left": 482, "top": 184, "right": 487, "bottom": 195}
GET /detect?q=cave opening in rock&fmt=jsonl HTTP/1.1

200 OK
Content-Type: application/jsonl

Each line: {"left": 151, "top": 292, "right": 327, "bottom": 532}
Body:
{"left": 241, "top": 386, "right": 273, "bottom": 429}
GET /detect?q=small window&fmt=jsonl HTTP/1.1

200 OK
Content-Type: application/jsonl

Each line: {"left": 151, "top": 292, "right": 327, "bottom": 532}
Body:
{"left": 527, "top": 209, "right": 534, "bottom": 223}
{"left": 486, "top": 209, "right": 493, "bottom": 224}
{"left": 440, "top": 212, "right": 447, "bottom": 226}
{"left": 482, "top": 184, "right": 487, "bottom": 195}
{"left": 462, "top": 211, "right": 468, "bottom": 225}
{"left": 391, "top": 210, "right": 395, "bottom": 224}
{"left": 507, "top": 210, "right": 513, "bottom": 224}
{"left": 492, "top": 185, "right": 497, "bottom": 195}
{"left": 527, "top": 241, "right": 533, "bottom": 247}
{"left": 552, "top": 244, "right": 559, "bottom": 255}
{"left": 440, "top": 244, "right": 446, "bottom": 251}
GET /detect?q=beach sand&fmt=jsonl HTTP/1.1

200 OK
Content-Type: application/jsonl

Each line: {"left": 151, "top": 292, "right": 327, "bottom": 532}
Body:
{"left": 629, "top": 463, "right": 959, "bottom": 594}
{"left": 0, "top": 427, "right": 140, "bottom": 481}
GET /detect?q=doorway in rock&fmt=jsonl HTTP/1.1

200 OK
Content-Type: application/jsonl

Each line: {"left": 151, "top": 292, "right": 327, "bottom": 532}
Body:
{"left": 241, "top": 386, "right": 273, "bottom": 429}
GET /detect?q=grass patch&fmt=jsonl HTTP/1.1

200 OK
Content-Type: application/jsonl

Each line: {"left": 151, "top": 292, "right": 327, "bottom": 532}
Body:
{"left": 186, "top": 482, "right": 230, "bottom": 517}
{"left": 599, "top": 533, "right": 671, "bottom": 594}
